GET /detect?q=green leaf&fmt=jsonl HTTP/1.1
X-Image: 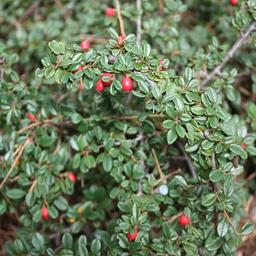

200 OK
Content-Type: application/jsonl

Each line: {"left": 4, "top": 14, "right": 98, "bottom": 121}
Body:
{"left": 108, "top": 28, "right": 119, "bottom": 39}
{"left": 48, "top": 40, "right": 65, "bottom": 54}
{"left": 142, "top": 43, "right": 151, "bottom": 57}
{"left": 90, "top": 239, "right": 101, "bottom": 255}
{"left": 62, "top": 233, "right": 73, "bottom": 249}
{"left": 78, "top": 236, "right": 88, "bottom": 256}
{"left": 102, "top": 155, "right": 113, "bottom": 172}
{"left": 54, "top": 196, "right": 68, "bottom": 211}
{"left": 84, "top": 155, "right": 96, "bottom": 168}
{"left": 209, "top": 170, "right": 224, "bottom": 182}
{"left": 217, "top": 219, "right": 229, "bottom": 237}
{"left": 201, "top": 193, "right": 216, "bottom": 207}
{"left": 230, "top": 144, "right": 247, "bottom": 159}
{"left": 162, "top": 120, "right": 174, "bottom": 129}
{"left": 32, "top": 233, "right": 45, "bottom": 251}
{"left": 25, "top": 192, "right": 36, "bottom": 207}
{"left": 241, "top": 223, "right": 254, "bottom": 235}
{"left": 167, "top": 129, "right": 177, "bottom": 144}
{"left": 6, "top": 189, "right": 26, "bottom": 199}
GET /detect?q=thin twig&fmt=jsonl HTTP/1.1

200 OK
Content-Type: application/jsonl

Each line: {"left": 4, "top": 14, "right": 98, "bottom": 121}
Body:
{"left": 115, "top": 0, "right": 125, "bottom": 36}
{"left": 200, "top": 21, "right": 256, "bottom": 88}
{"left": 224, "top": 210, "right": 240, "bottom": 235}
{"left": 0, "top": 137, "right": 31, "bottom": 190}
{"left": 177, "top": 142, "right": 197, "bottom": 179}
{"left": 136, "top": 0, "right": 142, "bottom": 46}
{"left": 160, "top": 168, "right": 182, "bottom": 182}
{"left": 152, "top": 149, "right": 164, "bottom": 180}
{"left": 20, "top": 1, "right": 41, "bottom": 22}
{"left": 29, "top": 179, "right": 37, "bottom": 193}
{"left": 158, "top": 0, "right": 164, "bottom": 13}
{"left": 165, "top": 212, "right": 182, "bottom": 224}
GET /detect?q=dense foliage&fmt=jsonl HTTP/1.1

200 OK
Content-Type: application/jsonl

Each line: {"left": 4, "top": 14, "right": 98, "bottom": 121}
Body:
{"left": 0, "top": 0, "right": 256, "bottom": 255}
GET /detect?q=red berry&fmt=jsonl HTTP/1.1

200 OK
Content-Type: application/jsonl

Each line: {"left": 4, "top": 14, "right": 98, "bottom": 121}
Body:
{"left": 105, "top": 7, "right": 115, "bottom": 17}
{"left": 230, "top": 0, "right": 238, "bottom": 6}
{"left": 96, "top": 80, "right": 105, "bottom": 92}
{"left": 26, "top": 113, "right": 37, "bottom": 122}
{"left": 117, "top": 35, "right": 126, "bottom": 45}
{"left": 178, "top": 214, "right": 190, "bottom": 226}
{"left": 68, "top": 172, "right": 77, "bottom": 183}
{"left": 72, "top": 66, "right": 85, "bottom": 74}
{"left": 41, "top": 207, "right": 49, "bottom": 221}
{"left": 101, "top": 72, "right": 113, "bottom": 86}
{"left": 122, "top": 75, "right": 133, "bottom": 91}
{"left": 80, "top": 40, "right": 90, "bottom": 51}
{"left": 127, "top": 230, "right": 138, "bottom": 241}
{"left": 159, "top": 60, "right": 164, "bottom": 65}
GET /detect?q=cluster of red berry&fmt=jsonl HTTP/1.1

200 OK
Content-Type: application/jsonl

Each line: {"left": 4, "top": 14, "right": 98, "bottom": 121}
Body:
{"left": 79, "top": 38, "right": 133, "bottom": 92}
{"left": 96, "top": 73, "right": 133, "bottom": 92}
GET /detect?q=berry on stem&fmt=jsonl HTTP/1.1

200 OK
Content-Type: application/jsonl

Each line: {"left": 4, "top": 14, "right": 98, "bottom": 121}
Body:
{"left": 67, "top": 172, "right": 77, "bottom": 183}
{"left": 41, "top": 207, "right": 49, "bottom": 220}
{"left": 230, "top": 0, "right": 238, "bottom": 6}
{"left": 96, "top": 80, "right": 105, "bottom": 92}
{"left": 80, "top": 40, "right": 90, "bottom": 51}
{"left": 122, "top": 75, "right": 133, "bottom": 91}
{"left": 178, "top": 214, "right": 190, "bottom": 226}
{"left": 101, "top": 72, "right": 113, "bottom": 86}
{"left": 105, "top": 7, "right": 115, "bottom": 17}
{"left": 26, "top": 113, "right": 37, "bottom": 122}
{"left": 127, "top": 230, "right": 138, "bottom": 241}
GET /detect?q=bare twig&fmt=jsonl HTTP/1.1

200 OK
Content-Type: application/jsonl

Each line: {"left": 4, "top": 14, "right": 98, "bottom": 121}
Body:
{"left": 224, "top": 210, "right": 240, "bottom": 235}
{"left": 20, "top": 1, "right": 41, "bottom": 22}
{"left": 165, "top": 212, "right": 182, "bottom": 224}
{"left": 28, "top": 179, "right": 37, "bottom": 193}
{"left": 158, "top": 0, "right": 164, "bottom": 13}
{"left": 200, "top": 21, "right": 256, "bottom": 88}
{"left": 161, "top": 168, "right": 182, "bottom": 182}
{"left": 177, "top": 142, "right": 197, "bottom": 179}
{"left": 136, "top": 0, "right": 142, "bottom": 46}
{"left": 152, "top": 149, "right": 164, "bottom": 180}
{"left": 0, "top": 137, "right": 31, "bottom": 190}
{"left": 115, "top": 0, "right": 125, "bottom": 36}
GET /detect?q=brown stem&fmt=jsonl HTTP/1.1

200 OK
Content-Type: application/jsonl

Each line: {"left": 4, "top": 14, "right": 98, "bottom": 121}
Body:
{"left": 0, "top": 137, "right": 31, "bottom": 190}
{"left": 115, "top": 0, "right": 125, "bottom": 36}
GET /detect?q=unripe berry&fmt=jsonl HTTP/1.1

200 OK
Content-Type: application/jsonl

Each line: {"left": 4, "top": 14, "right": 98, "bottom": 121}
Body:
{"left": 117, "top": 35, "right": 126, "bottom": 45}
{"left": 80, "top": 40, "right": 90, "bottom": 51}
{"left": 101, "top": 72, "right": 113, "bottom": 86}
{"left": 26, "top": 113, "right": 37, "bottom": 122}
{"left": 127, "top": 230, "right": 138, "bottom": 241}
{"left": 122, "top": 75, "right": 133, "bottom": 91}
{"left": 67, "top": 217, "right": 76, "bottom": 223}
{"left": 41, "top": 207, "right": 49, "bottom": 221}
{"left": 67, "top": 172, "right": 77, "bottom": 183}
{"left": 96, "top": 80, "right": 105, "bottom": 92}
{"left": 105, "top": 7, "right": 115, "bottom": 17}
{"left": 241, "top": 143, "right": 247, "bottom": 149}
{"left": 178, "top": 214, "right": 190, "bottom": 226}
{"left": 230, "top": 0, "right": 238, "bottom": 6}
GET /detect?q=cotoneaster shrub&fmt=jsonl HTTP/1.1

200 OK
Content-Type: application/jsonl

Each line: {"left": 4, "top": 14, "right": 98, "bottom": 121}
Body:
{"left": 0, "top": 0, "right": 256, "bottom": 255}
